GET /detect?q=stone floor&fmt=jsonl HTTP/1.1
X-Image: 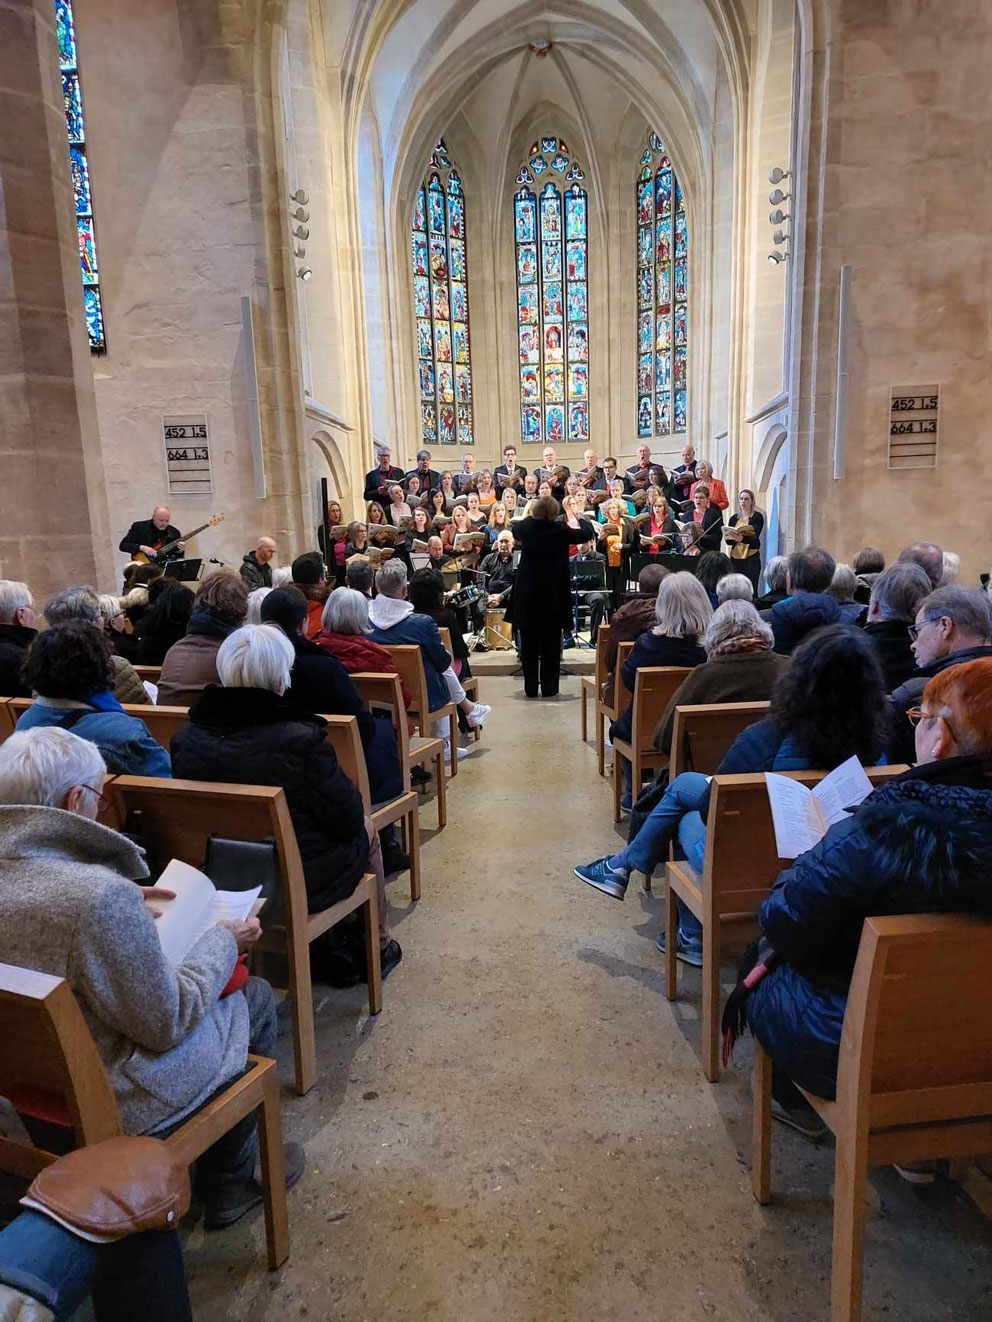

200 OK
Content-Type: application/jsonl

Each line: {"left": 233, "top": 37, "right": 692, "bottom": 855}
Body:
{"left": 183, "top": 675, "right": 992, "bottom": 1321}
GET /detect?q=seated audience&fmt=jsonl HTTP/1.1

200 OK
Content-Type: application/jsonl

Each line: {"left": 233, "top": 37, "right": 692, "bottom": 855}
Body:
{"left": 408, "top": 568, "right": 491, "bottom": 719}
{"left": 171, "top": 624, "right": 401, "bottom": 977}
{"left": 762, "top": 546, "right": 841, "bottom": 654}
{"left": 134, "top": 580, "right": 194, "bottom": 664}
{"left": 889, "top": 585, "right": 992, "bottom": 762}
{"left": 695, "top": 551, "right": 734, "bottom": 607}
{"left": 653, "top": 600, "right": 790, "bottom": 755}
{"left": 852, "top": 546, "right": 885, "bottom": 604}
{"left": 611, "top": 573, "right": 711, "bottom": 811}
{"left": 158, "top": 571, "right": 249, "bottom": 706}
{"left": 239, "top": 537, "right": 276, "bottom": 590}
{"left": 345, "top": 559, "right": 374, "bottom": 596}
{"left": 575, "top": 626, "right": 890, "bottom": 966}
{"left": 743, "top": 658, "right": 992, "bottom": 1135}
{"left": 0, "top": 725, "right": 299, "bottom": 1226}
{"left": 826, "top": 563, "right": 866, "bottom": 623}
{"left": 315, "top": 588, "right": 411, "bottom": 707}
{"left": 44, "top": 586, "right": 149, "bottom": 705}
{"left": 940, "top": 550, "right": 961, "bottom": 586}
{"left": 0, "top": 581, "right": 37, "bottom": 697}
{"left": 98, "top": 592, "right": 139, "bottom": 662}
{"left": 755, "top": 555, "right": 788, "bottom": 610}
{"left": 600, "top": 563, "right": 669, "bottom": 707}
{"left": 246, "top": 586, "right": 273, "bottom": 624}
{"left": 715, "top": 572, "right": 754, "bottom": 604}
{"left": 897, "top": 540, "right": 943, "bottom": 590}
{"left": 290, "top": 551, "right": 330, "bottom": 638}
{"left": 271, "top": 565, "right": 294, "bottom": 588}
{"left": 121, "top": 562, "right": 163, "bottom": 626}
{"left": 16, "top": 623, "right": 170, "bottom": 777}
{"left": 862, "top": 561, "right": 931, "bottom": 692}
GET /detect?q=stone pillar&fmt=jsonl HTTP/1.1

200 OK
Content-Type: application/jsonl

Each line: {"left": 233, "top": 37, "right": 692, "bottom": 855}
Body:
{"left": 0, "top": 0, "right": 112, "bottom": 600}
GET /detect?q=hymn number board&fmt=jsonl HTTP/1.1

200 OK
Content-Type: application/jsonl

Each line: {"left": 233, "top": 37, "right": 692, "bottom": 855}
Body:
{"left": 887, "top": 386, "right": 939, "bottom": 470}
{"left": 163, "top": 414, "right": 213, "bottom": 495}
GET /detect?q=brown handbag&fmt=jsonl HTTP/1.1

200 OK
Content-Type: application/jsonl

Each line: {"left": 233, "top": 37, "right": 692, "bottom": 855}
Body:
{"left": 21, "top": 1137, "right": 190, "bottom": 1242}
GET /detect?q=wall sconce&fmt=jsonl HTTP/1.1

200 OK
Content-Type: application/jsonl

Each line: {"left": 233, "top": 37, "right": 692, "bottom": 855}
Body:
{"left": 769, "top": 208, "right": 790, "bottom": 226}
{"left": 291, "top": 189, "right": 309, "bottom": 205}
{"left": 298, "top": 265, "right": 312, "bottom": 281}
{"left": 293, "top": 224, "right": 309, "bottom": 240}
{"left": 292, "top": 206, "right": 309, "bottom": 223}
{"left": 768, "top": 167, "right": 791, "bottom": 185}
{"left": 772, "top": 229, "right": 788, "bottom": 245}
{"left": 767, "top": 250, "right": 788, "bottom": 265}
{"left": 768, "top": 187, "right": 790, "bottom": 207}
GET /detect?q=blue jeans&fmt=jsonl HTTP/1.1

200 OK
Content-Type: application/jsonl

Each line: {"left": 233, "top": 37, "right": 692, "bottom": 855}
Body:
{"left": 611, "top": 771, "right": 708, "bottom": 938}
{"left": 0, "top": 1210, "right": 192, "bottom": 1321}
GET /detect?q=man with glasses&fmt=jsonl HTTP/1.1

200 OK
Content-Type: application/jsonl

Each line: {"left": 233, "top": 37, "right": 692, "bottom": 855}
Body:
{"left": 889, "top": 586, "right": 992, "bottom": 761}
{"left": 0, "top": 580, "right": 37, "bottom": 697}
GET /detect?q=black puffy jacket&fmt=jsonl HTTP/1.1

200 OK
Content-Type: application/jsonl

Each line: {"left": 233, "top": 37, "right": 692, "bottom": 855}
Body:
{"left": 746, "top": 755, "right": 992, "bottom": 1099}
{"left": 764, "top": 591, "right": 842, "bottom": 655}
{"left": 171, "top": 685, "right": 368, "bottom": 912}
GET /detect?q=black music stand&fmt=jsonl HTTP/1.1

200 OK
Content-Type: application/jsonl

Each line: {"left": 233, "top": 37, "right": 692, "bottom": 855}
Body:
{"left": 164, "top": 558, "right": 203, "bottom": 582}
{"left": 569, "top": 558, "right": 606, "bottom": 648}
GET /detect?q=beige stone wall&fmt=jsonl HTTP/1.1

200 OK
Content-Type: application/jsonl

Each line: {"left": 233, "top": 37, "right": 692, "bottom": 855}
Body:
{"left": 798, "top": 0, "right": 992, "bottom": 583}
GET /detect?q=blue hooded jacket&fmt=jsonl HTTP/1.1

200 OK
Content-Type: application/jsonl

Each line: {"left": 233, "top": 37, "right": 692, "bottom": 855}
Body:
{"left": 765, "top": 591, "right": 842, "bottom": 655}
{"left": 746, "top": 756, "right": 992, "bottom": 1099}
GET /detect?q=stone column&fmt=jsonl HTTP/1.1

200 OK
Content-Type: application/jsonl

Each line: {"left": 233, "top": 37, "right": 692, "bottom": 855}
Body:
{"left": 0, "top": 0, "right": 112, "bottom": 600}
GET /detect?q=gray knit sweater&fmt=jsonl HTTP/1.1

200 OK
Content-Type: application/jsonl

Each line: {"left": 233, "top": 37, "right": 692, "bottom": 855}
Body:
{"left": 0, "top": 806, "right": 248, "bottom": 1136}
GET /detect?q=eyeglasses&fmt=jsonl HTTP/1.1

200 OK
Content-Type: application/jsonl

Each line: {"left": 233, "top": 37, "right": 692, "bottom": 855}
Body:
{"left": 905, "top": 708, "right": 928, "bottom": 726}
{"left": 78, "top": 784, "right": 110, "bottom": 812}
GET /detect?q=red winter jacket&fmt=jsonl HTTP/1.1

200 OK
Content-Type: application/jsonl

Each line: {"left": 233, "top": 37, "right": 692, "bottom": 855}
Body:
{"left": 313, "top": 630, "right": 413, "bottom": 708}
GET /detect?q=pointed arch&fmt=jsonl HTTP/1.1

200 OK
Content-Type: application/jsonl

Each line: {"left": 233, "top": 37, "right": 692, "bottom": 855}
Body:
{"left": 636, "top": 132, "right": 688, "bottom": 438}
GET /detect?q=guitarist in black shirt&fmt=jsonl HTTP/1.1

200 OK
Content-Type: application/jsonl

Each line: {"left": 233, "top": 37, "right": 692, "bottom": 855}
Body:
{"left": 119, "top": 507, "right": 183, "bottom": 562}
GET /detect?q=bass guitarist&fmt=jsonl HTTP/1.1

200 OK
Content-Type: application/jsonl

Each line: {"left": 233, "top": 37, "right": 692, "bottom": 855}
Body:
{"left": 119, "top": 506, "right": 184, "bottom": 563}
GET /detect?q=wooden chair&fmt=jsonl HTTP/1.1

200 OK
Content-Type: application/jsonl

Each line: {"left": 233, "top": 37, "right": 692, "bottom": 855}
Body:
{"left": 350, "top": 672, "right": 446, "bottom": 830}
{"left": 438, "top": 625, "right": 481, "bottom": 741}
{"left": 0, "top": 962, "right": 289, "bottom": 1268}
{"left": 382, "top": 644, "right": 459, "bottom": 778}
{"left": 580, "top": 623, "right": 609, "bottom": 748}
{"left": 0, "top": 699, "right": 16, "bottom": 743}
{"left": 751, "top": 913, "right": 992, "bottom": 1322}
{"left": 666, "top": 766, "right": 907, "bottom": 1081}
{"left": 6, "top": 697, "right": 188, "bottom": 755}
{"left": 611, "top": 666, "right": 692, "bottom": 825}
{"left": 668, "top": 701, "right": 771, "bottom": 778}
{"left": 321, "top": 713, "right": 421, "bottom": 902}
{"left": 132, "top": 664, "right": 162, "bottom": 684}
{"left": 594, "top": 638, "right": 634, "bottom": 778}
{"left": 107, "top": 777, "right": 381, "bottom": 1097}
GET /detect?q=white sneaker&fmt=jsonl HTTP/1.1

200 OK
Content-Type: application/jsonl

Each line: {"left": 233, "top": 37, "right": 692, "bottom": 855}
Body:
{"left": 444, "top": 741, "right": 470, "bottom": 763}
{"left": 466, "top": 703, "right": 491, "bottom": 729}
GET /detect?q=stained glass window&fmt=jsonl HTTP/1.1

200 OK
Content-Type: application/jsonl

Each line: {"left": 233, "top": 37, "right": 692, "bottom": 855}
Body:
{"left": 514, "top": 137, "right": 588, "bottom": 446}
{"left": 636, "top": 132, "right": 687, "bottom": 437}
{"left": 412, "top": 140, "right": 472, "bottom": 446}
{"left": 56, "top": 0, "right": 105, "bottom": 352}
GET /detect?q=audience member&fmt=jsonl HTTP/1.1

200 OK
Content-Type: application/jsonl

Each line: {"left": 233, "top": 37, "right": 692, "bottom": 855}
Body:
{"left": 653, "top": 600, "right": 790, "bottom": 756}
{"left": 44, "top": 586, "right": 149, "bottom": 705}
{"left": 575, "top": 626, "right": 890, "bottom": 966}
{"left": 743, "top": 659, "right": 992, "bottom": 1138}
{"left": 97, "top": 592, "right": 138, "bottom": 662}
{"left": 898, "top": 540, "right": 943, "bottom": 590}
{"left": 600, "top": 563, "right": 669, "bottom": 708}
{"left": 157, "top": 571, "right": 249, "bottom": 706}
{"left": 315, "top": 588, "right": 411, "bottom": 707}
{"left": 16, "top": 623, "right": 170, "bottom": 776}
{"left": 271, "top": 565, "right": 294, "bottom": 588}
{"left": 239, "top": 537, "right": 277, "bottom": 590}
{"left": 121, "top": 562, "right": 163, "bottom": 626}
{"left": 762, "top": 546, "right": 841, "bottom": 654}
{"left": 245, "top": 586, "right": 273, "bottom": 624}
{"left": 715, "top": 573, "right": 753, "bottom": 604}
{"left": 755, "top": 555, "right": 788, "bottom": 610}
{"left": 345, "top": 559, "right": 375, "bottom": 596}
{"left": 290, "top": 552, "right": 330, "bottom": 638}
{"left": 0, "top": 725, "right": 301, "bottom": 1227}
{"left": 889, "top": 586, "right": 992, "bottom": 761}
{"left": 171, "top": 625, "right": 401, "bottom": 978}
{"left": 852, "top": 546, "right": 885, "bottom": 604}
{"left": 939, "top": 550, "right": 961, "bottom": 586}
{"left": 134, "top": 580, "right": 194, "bottom": 664}
{"left": 695, "top": 551, "right": 733, "bottom": 607}
{"left": 825, "top": 563, "right": 865, "bottom": 623}
{"left": 0, "top": 581, "right": 37, "bottom": 697}
{"left": 862, "top": 561, "right": 931, "bottom": 691}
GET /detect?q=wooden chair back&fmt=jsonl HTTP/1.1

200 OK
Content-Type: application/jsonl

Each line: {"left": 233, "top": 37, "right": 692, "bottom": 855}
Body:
{"left": 0, "top": 699, "right": 16, "bottom": 743}
{"left": 321, "top": 714, "right": 372, "bottom": 812}
{"left": 133, "top": 665, "right": 162, "bottom": 684}
{"left": 614, "top": 640, "right": 635, "bottom": 714}
{"left": 350, "top": 672, "right": 410, "bottom": 786}
{"left": 381, "top": 645, "right": 429, "bottom": 720}
{"left": 669, "top": 701, "right": 770, "bottom": 778}
{"left": 0, "top": 962, "right": 121, "bottom": 1179}
{"left": 438, "top": 626, "right": 454, "bottom": 661}
{"left": 844, "top": 913, "right": 992, "bottom": 1132}
{"left": 592, "top": 623, "right": 610, "bottom": 691}
{"left": 628, "top": 667, "right": 692, "bottom": 756}
{"left": 5, "top": 698, "right": 188, "bottom": 755}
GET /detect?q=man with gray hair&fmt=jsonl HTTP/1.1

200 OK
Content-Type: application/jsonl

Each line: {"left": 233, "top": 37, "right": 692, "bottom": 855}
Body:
{"left": 0, "top": 581, "right": 37, "bottom": 697}
{"left": 897, "top": 540, "right": 944, "bottom": 590}
{"left": 344, "top": 558, "right": 374, "bottom": 597}
{"left": 43, "top": 586, "right": 149, "bottom": 705}
{"left": 756, "top": 555, "right": 789, "bottom": 610}
{"left": 889, "top": 585, "right": 992, "bottom": 760}
{"left": 762, "top": 545, "right": 841, "bottom": 654}
{"left": 862, "top": 561, "right": 932, "bottom": 690}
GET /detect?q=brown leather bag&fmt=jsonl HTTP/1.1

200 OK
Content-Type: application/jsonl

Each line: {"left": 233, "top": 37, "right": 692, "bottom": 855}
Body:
{"left": 21, "top": 1138, "right": 190, "bottom": 1242}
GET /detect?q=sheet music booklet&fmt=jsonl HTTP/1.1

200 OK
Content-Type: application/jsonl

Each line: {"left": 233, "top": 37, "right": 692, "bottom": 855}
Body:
{"left": 152, "top": 859, "right": 264, "bottom": 966}
{"left": 764, "top": 756, "right": 874, "bottom": 860}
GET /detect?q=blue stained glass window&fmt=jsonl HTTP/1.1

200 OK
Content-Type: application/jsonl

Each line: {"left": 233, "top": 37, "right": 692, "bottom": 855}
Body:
{"left": 412, "top": 141, "right": 474, "bottom": 445}
{"left": 515, "top": 140, "right": 589, "bottom": 445}
{"left": 637, "top": 133, "right": 687, "bottom": 436}
{"left": 56, "top": 0, "right": 105, "bottom": 352}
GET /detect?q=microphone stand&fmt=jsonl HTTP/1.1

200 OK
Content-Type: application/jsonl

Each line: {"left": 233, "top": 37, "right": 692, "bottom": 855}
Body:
{"left": 568, "top": 556, "right": 599, "bottom": 650}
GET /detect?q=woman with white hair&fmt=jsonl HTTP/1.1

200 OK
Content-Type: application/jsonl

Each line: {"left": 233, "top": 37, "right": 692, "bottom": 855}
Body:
{"left": 0, "top": 725, "right": 300, "bottom": 1228}
{"left": 687, "top": 459, "right": 729, "bottom": 511}
{"left": 652, "top": 599, "right": 790, "bottom": 756}
{"left": 756, "top": 554, "right": 789, "bottom": 609}
{"left": 170, "top": 625, "right": 401, "bottom": 980}
{"left": 245, "top": 585, "right": 272, "bottom": 624}
{"left": 715, "top": 572, "right": 754, "bottom": 604}
{"left": 313, "top": 588, "right": 413, "bottom": 707}
{"left": 826, "top": 563, "right": 866, "bottom": 623}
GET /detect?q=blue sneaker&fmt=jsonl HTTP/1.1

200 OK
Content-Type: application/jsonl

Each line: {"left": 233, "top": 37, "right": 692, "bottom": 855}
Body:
{"left": 619, "top": 793, "right": 633, "bottom": 816}
{"left": 655, "top": 927, "right": 704, "bottom": 967}
{"left": 574, "top": 856, "right": 629, "bottom": 900}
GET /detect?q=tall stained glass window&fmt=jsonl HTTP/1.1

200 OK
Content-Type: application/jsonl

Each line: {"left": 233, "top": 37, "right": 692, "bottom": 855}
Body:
{"left": 56, "top": 0, "right": 106, "bottom": 353}
{"left": 636, "top": 132, "right": 687, "bottom": 437}
{"left": 513, "top": 137, "right": 588, "bottom": 446}
{"left": 412, "top": 140, "right": 473, "bottom": 446}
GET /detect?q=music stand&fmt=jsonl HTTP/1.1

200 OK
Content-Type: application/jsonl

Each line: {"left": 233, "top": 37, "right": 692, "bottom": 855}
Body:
{"left": 163, "top": 558, "right": 203, "bottom": 582}
{"left": 568, "top": 558, "right": 606, "bottom": 649}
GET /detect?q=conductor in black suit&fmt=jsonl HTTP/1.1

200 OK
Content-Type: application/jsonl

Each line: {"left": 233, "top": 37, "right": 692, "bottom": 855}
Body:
{"left": 506, "top": 496, "right": 595, "bottom": 698}
{"left": 363, "top": 446, "right": 405, "bottom": 513}
{"left": 118, "top": 507, "right": 183, "bottom": 562}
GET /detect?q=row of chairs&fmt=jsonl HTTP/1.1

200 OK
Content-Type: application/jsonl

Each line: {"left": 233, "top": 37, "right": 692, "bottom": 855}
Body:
{"left": 576, "top": 623, "right": 992, "bottom": 1322}
{"left": 0, "top": 638, "right": 480, "bottom": 1273}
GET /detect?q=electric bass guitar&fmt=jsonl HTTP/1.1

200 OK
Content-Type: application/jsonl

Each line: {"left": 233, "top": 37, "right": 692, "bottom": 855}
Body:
{"left": 133, "top": 514, "right": 226, "bottom": 565}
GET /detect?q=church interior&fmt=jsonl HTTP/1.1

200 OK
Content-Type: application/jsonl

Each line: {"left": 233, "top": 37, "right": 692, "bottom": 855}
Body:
{"left": 1, "top": 0, "right": 992, "bottom": 1318}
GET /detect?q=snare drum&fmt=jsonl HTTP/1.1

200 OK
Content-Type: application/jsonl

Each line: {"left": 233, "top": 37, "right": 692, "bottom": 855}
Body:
{"left": 447, "top": 585, "right": 482, "bottom": 611}
{"left": 485, "top": 607, "right": 513, "bottom": 649}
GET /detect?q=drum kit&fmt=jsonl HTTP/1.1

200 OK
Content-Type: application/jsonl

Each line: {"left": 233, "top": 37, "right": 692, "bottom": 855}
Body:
{"left": 445, "top": 580, "right": 514, "bottom": 651}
